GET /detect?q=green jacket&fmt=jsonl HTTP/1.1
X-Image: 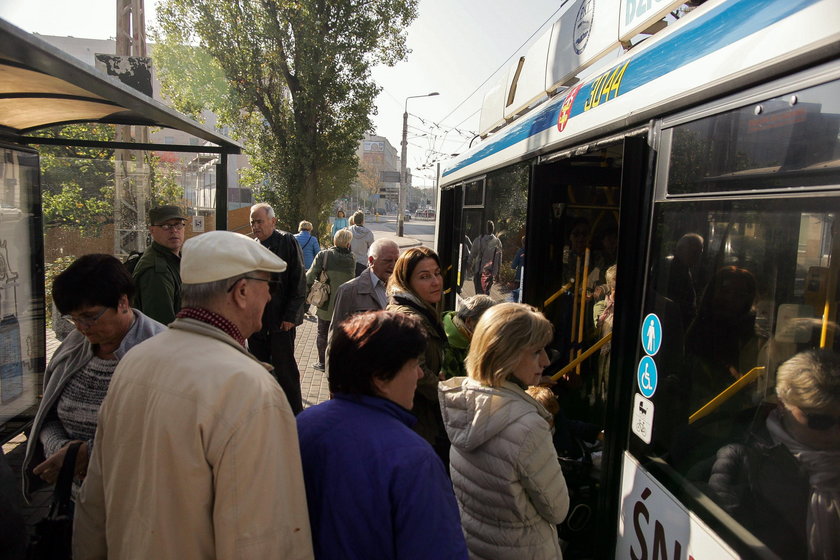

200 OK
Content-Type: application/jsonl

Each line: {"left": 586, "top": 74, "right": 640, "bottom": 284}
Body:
{"left": 442, "top": 311, "right": 470, "bottom": 379}
{"left": 133, "top": 241, "right": 181, "bottom": 325}
{"left": 306, "top": 247, "right": 356, "bottom": 322}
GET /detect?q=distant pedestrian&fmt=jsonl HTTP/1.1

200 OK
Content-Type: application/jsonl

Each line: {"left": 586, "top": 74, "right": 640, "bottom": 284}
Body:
{"left": 307, "top": 229, "right": 356, "bottom": 372}
{"left": 249, "top": 202, "right": 308, "bottom": 415}
{"left": 298, "top": 311, "right": 468, "bottom": 560}
{"left": 294, "top": 220, "right": 321, "bottom": 270}
{"left": 329, "top": 238, "right": 399, "bottom": 337}
{"left": 73, "top": 231, "right": 314, "bottom": 560}
{"left": 132, "top": 205, "right": 186, "bottom": 324}
{"left": 348, "top": 210, "right": 375, "bottom": 276}
{"left": 331, "top": 209, "right": 349, "bottom": 239}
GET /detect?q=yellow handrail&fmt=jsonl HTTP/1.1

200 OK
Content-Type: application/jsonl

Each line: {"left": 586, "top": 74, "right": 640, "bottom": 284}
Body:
{"left": 543, "top": 281, "right": 574, "bottom": 308}
{"left": 550, "top": 332, "right": 612, "bottom": 381}
{"left": 688, "top": 366, "right": 766, "bottom": 424}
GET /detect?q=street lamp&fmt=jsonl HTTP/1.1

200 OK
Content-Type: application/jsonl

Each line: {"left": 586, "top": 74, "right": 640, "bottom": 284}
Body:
{"left": 398, "top": 91, "right": 439, "bottom": 237}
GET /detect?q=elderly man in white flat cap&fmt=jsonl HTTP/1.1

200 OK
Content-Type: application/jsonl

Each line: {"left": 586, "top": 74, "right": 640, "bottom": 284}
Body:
{"left": 74, "top": 231, "right": 314, "bottom": 560}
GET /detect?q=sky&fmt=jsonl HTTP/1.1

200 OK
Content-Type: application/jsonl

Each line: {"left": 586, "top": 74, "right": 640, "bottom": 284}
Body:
{"left": 0, "top": 0, "right": 566, "bottom": 188}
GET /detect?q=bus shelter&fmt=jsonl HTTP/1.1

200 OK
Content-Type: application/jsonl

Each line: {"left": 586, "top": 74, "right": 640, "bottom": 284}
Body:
{"left": 0, "top": 17, "right": 242, "bottom": 442}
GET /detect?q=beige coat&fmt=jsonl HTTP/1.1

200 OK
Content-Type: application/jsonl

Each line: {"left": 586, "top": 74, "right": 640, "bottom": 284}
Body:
{"left": 73, "top": 318, "right": 313, "bottom": 560}
{"left": 439, "top": 377, "right": 569, "bottom": 560}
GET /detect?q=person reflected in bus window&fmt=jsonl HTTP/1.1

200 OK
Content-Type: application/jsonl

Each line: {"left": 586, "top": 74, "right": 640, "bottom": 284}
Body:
{"left": 470, "top": 220, "right": 502, "bottom": 296}
{"left": 510, "top": 235, "right": 525, "bottom": 302}
{"left": 685, "top": 266, "right": 764, "bottom": 413}
{"left": 708, "top": 349, "right": 840, "bottom": 559}
{"left": 666, "top": 233, "right": 704, "bottom": 329}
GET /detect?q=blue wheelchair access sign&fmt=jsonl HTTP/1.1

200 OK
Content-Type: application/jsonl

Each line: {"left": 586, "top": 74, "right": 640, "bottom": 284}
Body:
{"left": 637, "top": 356, "right": 658, "bottom": 398}
{"left": 641, "top": 313, "right": 662, "bottom": 356}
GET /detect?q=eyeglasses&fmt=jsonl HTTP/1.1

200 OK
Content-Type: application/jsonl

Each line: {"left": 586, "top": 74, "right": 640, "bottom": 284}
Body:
{"left": 227, "top": 275, "right": 278, "bottom": 294}
{"left": 804, "top": 412, "right": 840, "bottom": 431}
{"left": 62, "top": 306, "right": 109, "bottom": 328}
{"left": 153, "top": 222, "right": 186, "bottom": 231}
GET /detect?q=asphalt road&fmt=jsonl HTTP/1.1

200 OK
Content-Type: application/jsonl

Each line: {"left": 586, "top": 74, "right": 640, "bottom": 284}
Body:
{"left": 366, "top": 214, "right": 436, "bottom": 247}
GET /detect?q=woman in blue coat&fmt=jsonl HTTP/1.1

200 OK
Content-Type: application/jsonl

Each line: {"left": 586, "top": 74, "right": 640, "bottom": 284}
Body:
{"left": 294, "top": 220, "right": 321, "bottom": 270}
{"left": 297, "top": 311, "right": 468, "bottom": 560}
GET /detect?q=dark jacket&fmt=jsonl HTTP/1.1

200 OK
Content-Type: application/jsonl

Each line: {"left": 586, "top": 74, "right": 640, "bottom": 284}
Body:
{"left": 257, "top": 230, "right": 307, "bottom": 331}
{"left": 132, "top": 241, "right": 181, "bottom": 325}
{"left": 297, "top": 394, "right": 468, "bottom": 560}
{"left": 707, "top": 407, "right": 810, "bottom": 559}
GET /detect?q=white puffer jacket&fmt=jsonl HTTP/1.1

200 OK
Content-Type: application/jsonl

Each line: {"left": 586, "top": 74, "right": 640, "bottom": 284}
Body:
{"left": 439, "top": 377, "right": 569, "bottom": 560}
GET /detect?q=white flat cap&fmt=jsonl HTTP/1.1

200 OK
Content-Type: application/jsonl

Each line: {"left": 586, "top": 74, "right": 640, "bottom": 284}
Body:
{"left": 181, "top": 230, "right": 286, "bottom": 284}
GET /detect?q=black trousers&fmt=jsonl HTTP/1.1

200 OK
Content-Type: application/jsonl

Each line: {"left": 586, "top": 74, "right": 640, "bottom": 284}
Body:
{"left": 316, "top": 318, "right": 330, "bottom": 365}
{"left": 249, "top": 328, "right": 303, "bottom": 415}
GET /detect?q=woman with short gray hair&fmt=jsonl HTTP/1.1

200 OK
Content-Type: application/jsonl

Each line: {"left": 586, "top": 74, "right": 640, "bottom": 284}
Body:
{"left": 709, "top": 349, "right": 840, "bottom": 559}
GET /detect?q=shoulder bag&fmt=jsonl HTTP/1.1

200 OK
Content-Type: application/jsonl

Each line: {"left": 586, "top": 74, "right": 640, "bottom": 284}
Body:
{"left": 306, "top": 252, "right": 331, "bottom": 308}
{"left": 27, "top": 441, "right": 83, "bottom": 560}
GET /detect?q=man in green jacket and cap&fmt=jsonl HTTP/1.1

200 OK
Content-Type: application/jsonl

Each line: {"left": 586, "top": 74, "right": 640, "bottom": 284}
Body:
{"left": 133, "top": 205, "right": 185, "bottom": 324}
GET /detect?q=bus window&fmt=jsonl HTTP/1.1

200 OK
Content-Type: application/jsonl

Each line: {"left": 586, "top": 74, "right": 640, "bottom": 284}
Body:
{"left": 632, "top": 78, "right": 840, "bottom": 556}
{"left": 454, "top": 164, "right": 529, "bottom": 303}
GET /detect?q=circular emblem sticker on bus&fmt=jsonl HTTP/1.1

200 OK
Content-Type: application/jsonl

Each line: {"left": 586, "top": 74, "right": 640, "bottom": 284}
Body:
{"left": 557, "top": 84, "right": 583, "bottom": 132}
{"left": 574, "top": 0, "right": 595, "bottom": 55}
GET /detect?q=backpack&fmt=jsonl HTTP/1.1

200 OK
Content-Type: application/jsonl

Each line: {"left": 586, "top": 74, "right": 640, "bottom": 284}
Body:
{"left": 123, "top": 251, "right": 143, "bottom": 274}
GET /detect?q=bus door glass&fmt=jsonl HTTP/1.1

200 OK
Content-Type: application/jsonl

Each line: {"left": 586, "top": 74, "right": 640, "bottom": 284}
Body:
{"left": 621, "top": 76, "right": 840, "bottom": 559}
{"left": 531, "top": 145, "right": 623, "bottom": 425}
{"left": 454, "top": 165, "right": 529, "bottom": 304}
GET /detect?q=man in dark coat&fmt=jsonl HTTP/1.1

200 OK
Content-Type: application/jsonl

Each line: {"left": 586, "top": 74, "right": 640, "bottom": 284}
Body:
{"left": 249, "top": 202, "right": 307, "bottom": 414}
{"left": 133, "top": 205, "right": 185, "bottom": 324}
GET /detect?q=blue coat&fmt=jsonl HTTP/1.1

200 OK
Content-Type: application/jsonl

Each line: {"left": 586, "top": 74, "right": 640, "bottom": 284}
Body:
{"left": 297, "top": 394, "right": 468, "bottom": 560}
{"left": 294, "top": 230, "right": 321, "bottom": 270}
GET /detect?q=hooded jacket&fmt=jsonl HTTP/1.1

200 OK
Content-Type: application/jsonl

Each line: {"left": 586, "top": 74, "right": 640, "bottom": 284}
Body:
{"left": 439, "top": 377, "right": 569, "bottom": 560}
{"left": 348, "top": 224, "right": 375, "bottom": 266}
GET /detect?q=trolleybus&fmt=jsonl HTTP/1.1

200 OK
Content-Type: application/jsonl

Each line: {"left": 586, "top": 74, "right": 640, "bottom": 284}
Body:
{"left": 437, "top": 0, "right": 840, "bottom": 557}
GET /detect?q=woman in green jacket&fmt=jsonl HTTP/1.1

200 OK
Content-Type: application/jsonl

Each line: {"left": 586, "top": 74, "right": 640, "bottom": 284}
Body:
{"left": 307, "top": 228, "right": 356, "bottom": 371}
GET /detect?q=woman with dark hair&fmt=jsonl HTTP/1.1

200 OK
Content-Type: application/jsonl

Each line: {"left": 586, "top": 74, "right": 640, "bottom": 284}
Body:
{"left": 297, "top": 311, "right": 467, "bottom": 559}
{"left": 386, "top": 247, "right": 448, "bottom": 458}
{"left": 22, "top": 254, "right": 165, "bottom": 503}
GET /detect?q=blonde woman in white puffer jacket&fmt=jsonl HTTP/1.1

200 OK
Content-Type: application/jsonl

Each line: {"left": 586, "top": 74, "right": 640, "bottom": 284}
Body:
{"left": 439, "top": 303, "right": 570, "bottom": 560}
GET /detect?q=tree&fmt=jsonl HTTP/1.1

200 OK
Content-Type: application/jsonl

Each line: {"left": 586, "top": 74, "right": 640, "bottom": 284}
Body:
{"left": 153, "top": 0, "right": 418, "bottom": 233}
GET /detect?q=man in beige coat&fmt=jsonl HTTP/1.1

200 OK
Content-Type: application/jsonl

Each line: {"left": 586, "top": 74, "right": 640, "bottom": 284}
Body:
{"left": 74, "top": 231, "right": 314, "bottom": 560}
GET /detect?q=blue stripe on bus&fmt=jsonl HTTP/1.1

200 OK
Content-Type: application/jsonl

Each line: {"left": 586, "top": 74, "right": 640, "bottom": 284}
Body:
{"left": 443, "top": 0, "right": 817, "bottom": 178}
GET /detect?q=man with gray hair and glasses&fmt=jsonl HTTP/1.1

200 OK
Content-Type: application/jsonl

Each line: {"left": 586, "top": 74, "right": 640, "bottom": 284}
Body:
{"left": 329, "top": 238, "right": 400, "bottom": 337}
{"left": 75, "top": 230, "right": 313, "bottom": 560}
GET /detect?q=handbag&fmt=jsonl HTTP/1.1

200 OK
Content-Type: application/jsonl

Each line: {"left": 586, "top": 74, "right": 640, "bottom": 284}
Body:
{"left": 306, "top": 252, "right": 330, "bottom": 308}
{"left": 28, "top": 440, "right": 83, "bottom": 560}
